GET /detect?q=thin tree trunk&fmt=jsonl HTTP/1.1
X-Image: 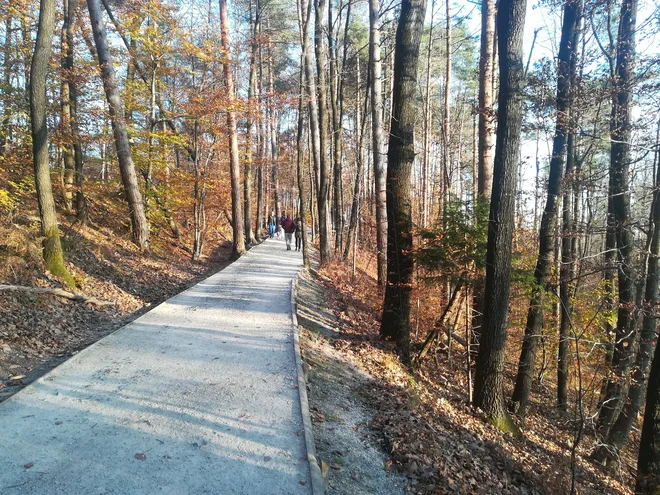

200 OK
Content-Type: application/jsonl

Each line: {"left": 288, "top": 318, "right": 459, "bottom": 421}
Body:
{"left": 219, "top": 0, "right": 245, "bottom": 258}
{"left": 87, "top": 0, "right": 149, "bottom": 250}
{"left": 31, "top": 0, "right": 74, "bottom": 287}
{"left": 245, "top": 0, "right": 260, "bottom": 245}
{"left": 369, "top": 0, "right": 387, "bottom": 286}
{"left": 0, "top": 11, "right": 12, "bottom": 156}
{"left": 380, "top": 0, "right": 428, "bottom": 363}
{"left": 297, "top": 0, "right": 312, "bottom": 268}
{"left": 473, "top": 0, "right": 526, "bottom": 434}
{"left": 422, "top": 0, "right": 435, "bottom": 228}
{"left": 558, "top": 131, "right": 576, "bottom": 410}
{"left": 314, "top": 0, "right": 332, "bottom": 264}
{"left": 510, "top": 0, "right": 580, "bottom": 416}
{"left": 344, "top": 58, "right": 368, "bottom": 260}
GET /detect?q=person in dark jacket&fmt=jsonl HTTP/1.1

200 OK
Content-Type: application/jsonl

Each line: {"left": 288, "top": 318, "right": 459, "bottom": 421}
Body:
{"left": 280, "top": 213, "right": 295, "bottom": 250}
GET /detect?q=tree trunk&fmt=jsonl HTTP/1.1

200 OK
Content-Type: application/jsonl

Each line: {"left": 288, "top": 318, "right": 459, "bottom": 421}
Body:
{"left": 557, "top": 132, "right": 576, "bottom": 410}
{"left": 87, "top": 0, "right": 149, "bottom": 251}
{"left": 442, "top": 0, "right": 451, "bottom": 206}
{"left": 219, "top": 0, "right": 245, "bottom": 259}
{"left": 344, "top": 58, "right": 368, "bottom": 260}
{"left": 245, "top": 0, "right": 260, "bottom": 245}
{"left": 472, "top": 0, "right": 497, "bottom": 374}
{"left": 314, "top": 0, "right": 332, "bottom": 264}
{"left": 473, "top": 0, "right": 526, "bottom": 434}
{"left": 297, "top": 0, "right": 312, "bottom": 269}
{"left": 369, "top": 0, "right": 387, "bottom": 286}
{"left": 605, "top": 122, "right": 660, "bottom": 465}
{"left": 380, "top": 0, "right": 428, "bottom": 363}
{"left": 421, "top": 0, "right": 435, "bottom": 228}
{"left": 509, "top": 0, "right": 580, "bottom": 416}
{"left": 0, "top": 11, "right": 12, "bottom": 156}
{"left": 31, "top": 0, "right": 75, "bottom": 288}
{"left": 596, "top": 0, "right": 638, "bottom": 437}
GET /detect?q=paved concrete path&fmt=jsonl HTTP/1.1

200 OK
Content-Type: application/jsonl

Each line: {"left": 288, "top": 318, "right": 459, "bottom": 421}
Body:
{"left": 0, "top": 239, "right": 310, "bottom": 494}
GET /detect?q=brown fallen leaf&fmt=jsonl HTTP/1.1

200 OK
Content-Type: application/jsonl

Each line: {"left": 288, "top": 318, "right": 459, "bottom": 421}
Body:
{"left": 55, "top": 421, "right": 62, "bottom": 425}
{"left": 24, "top": 462, "right": 34, "bottom": 469}
{"left": 135, "top": 453, "right": 146, "bottom": 460}
{"left": 299, "top": 480, "right": 307, "bottom": 486}
{"left": 296, "top": 429, "right": 304, "bottom": 437}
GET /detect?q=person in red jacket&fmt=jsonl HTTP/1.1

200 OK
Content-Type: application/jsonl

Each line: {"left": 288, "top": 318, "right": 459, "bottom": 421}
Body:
{"left": 280, "top": 213, "right": 295, "bottom": 251}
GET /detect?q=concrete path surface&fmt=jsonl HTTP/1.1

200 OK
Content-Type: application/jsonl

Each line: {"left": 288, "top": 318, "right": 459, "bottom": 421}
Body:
{"left": 0, "top": 239, "right": 311, "bottom": 494}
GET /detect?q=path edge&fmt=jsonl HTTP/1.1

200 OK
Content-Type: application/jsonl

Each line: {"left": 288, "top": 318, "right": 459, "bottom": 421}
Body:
{"left": 291, "top": 275, "right": 325, "bottom": 495}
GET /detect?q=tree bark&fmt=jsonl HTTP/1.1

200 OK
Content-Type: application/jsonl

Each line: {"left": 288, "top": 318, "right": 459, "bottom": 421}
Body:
{"left": 344, "top": 58, "right": 368, "bottom": 260}
{"left": 87, "top": 0, "right": 149, "bottom": 251}
{"left": 219, "top": 0, "right": 246, "bottom": 259}
{"left": 605, "top": 121, "right": 660, "bottom": 464}
{"left": 596, "top": 0, "right": 638, "bottom": 437}
{"left": 510, "top": 0, "right": 580, "bottom": 416}
{"left": 380, "top": 0, "right": 428, "bottom": 363}
{"left": 245, "top": 0, "right": 260, "bottom": 245}
{"left": 31, "top": 0, "right": 75, "bottom": 288}
{"left": 473, "top": 0, "right": 526, "bottom": 434}
{"left": 314, "top": 0, "right": 332, "bottom": 264}
{"left": 369, "top": 0, "right": 387, "bottom": 286}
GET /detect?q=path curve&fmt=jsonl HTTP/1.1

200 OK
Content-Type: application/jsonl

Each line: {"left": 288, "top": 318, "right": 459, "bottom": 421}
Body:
{"left": 0, "top": 239, "right": 311, "bottom": 495}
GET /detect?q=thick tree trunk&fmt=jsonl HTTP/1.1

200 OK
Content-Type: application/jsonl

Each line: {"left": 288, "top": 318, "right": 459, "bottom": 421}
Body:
{"left": 597, "top": 0, "right": 638, "bottom": 437}
{"left": 380, "top": 0, "right": 428, "bottom": 363}
{"left": 369, "top": 0, "right": 387, "bottom": 286}
{"left": 605, "top": 122, "right": 660, "bottom": 464}
{"left": 314, "top": 0, "right": 332, "bottom": 264}
{"left": 472, "top": 0, "right": 497, "bottom": 375}
{"left": 31, "top": 0, "right": 75, "bottom": 288}
{"left": 473, "top": 0, "right": 526, "bottom": 434}
{"left": 509, "top": 0, "right": 580, "bottom": 416}
{"left": 87, "top": 0, "right": 149, "bottom": 250}
{"left": 219, "top": 0, "right": 245, "bottom": 259}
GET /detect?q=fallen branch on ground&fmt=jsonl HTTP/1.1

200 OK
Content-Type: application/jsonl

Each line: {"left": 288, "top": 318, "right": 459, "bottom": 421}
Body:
{"left": 0, "top": 285, "right": 115, "bottom": 307}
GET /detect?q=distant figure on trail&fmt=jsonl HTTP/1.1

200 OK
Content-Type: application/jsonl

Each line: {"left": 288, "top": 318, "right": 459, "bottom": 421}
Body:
{"left": 278, "top": 212, "right": 286, "bottom": 239}
{"left": 280, "top": 213, "right": 295, "bottom": 251}
{"left": 294, "top": 217, "right": 302, "bottom": 251}
{"left": 267, "top": 210, "right": 276, "bottom": 238}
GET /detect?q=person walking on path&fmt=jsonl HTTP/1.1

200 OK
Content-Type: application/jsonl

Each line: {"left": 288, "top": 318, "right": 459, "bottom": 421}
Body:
{"left": 267, "top": 210, "right": 277, "bottom": 238}
{"left": 294, "top": 217, "right": 303, "bottom": 251}
{"left": 281, "top": 213, "right": 296, "bottom": 250}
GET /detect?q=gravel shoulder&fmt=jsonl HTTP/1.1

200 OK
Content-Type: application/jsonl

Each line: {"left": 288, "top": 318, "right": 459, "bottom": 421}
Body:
{"left": 296, "top": 267, "right": 408, "bottom": 495}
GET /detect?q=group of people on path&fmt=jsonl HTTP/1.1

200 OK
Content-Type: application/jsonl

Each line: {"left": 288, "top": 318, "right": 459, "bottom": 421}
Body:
{"left": 267, "top": 211, "right": 302, "bottom": 251}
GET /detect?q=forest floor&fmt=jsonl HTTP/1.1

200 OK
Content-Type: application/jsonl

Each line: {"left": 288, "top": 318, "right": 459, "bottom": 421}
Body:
{"left": 0, "top": 209, "right": 231, "bottom": 402}
{"left": 297, "top": 252, "right": 637, "bottom": 495}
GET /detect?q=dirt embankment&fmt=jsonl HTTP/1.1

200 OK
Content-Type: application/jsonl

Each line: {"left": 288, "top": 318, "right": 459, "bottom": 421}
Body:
{"left": 0, "top": 218, "right": 231, "bottom": 401}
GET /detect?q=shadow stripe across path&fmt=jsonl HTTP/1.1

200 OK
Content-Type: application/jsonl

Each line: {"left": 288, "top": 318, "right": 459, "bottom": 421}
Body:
{"left": 0, "top": 238, "right": 310, "bottom": 495}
